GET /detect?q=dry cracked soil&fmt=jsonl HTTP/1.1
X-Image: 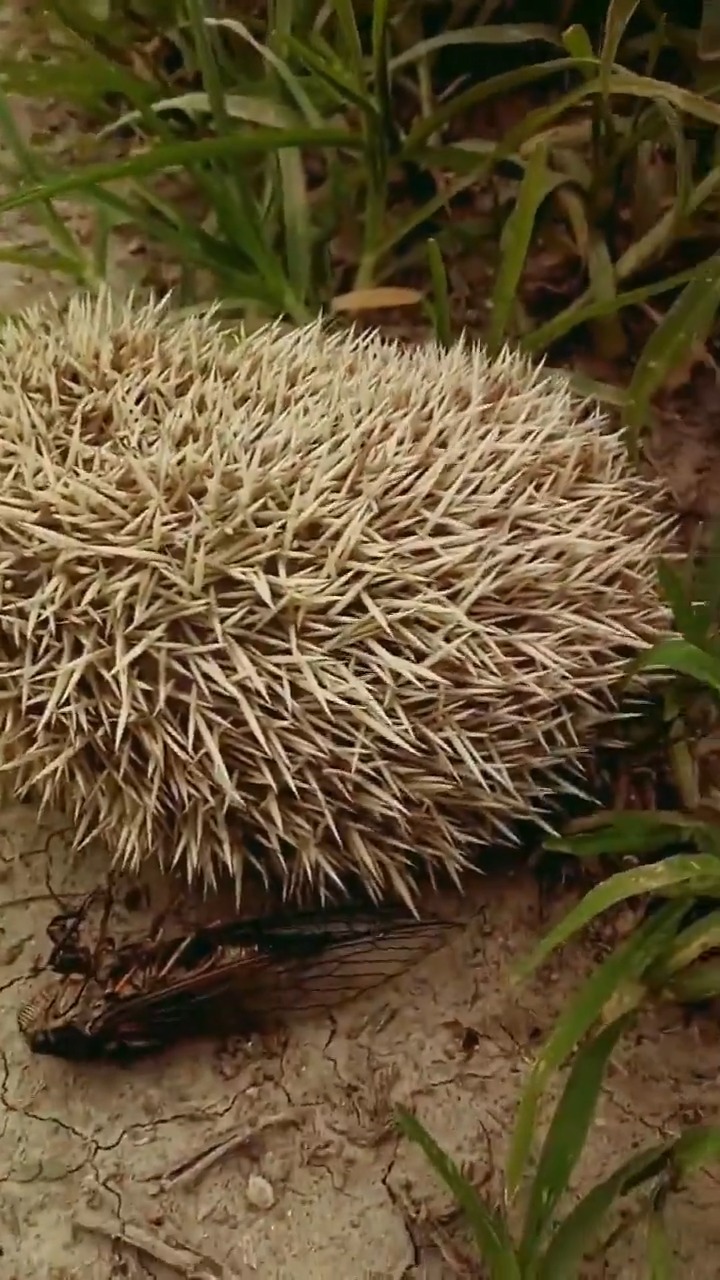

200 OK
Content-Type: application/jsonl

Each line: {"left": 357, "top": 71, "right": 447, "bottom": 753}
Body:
{"left": 2, "top": 812, "right": 720, "bottom": 1280}
{"left": 2, "top": 12, "right": 720, "bottom": 1276}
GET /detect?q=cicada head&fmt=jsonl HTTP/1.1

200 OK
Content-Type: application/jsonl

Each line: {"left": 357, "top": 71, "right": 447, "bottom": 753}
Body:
{"left": 18, "top": 972, "right": 173, "bottom": 1061}
{"left": 17, "top": 975, "right": 107, "bottom": 1059}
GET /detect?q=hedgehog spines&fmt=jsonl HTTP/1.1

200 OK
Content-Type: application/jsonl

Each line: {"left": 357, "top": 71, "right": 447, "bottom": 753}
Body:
{"left": 0, "top": 285, "right": 677, "bottom": 903}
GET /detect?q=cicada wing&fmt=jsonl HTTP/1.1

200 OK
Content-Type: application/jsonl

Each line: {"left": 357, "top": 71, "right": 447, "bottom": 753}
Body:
{"left": 84, "top": 953, "right": 258, "bottom": 1044}
{"left": 193, "top": 906, "right": 443, "bottom": 950}
{"left": 89, "top": 917, "right": 452, "bottom": 1042}
{"left": 221, "top": 917, "right": 455, "bottom": 1017}
{"left": 212, "top": 908, "right": 455, "bottom": 955}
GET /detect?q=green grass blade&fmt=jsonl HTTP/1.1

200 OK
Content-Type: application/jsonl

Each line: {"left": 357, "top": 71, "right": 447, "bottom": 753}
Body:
{"left": 663, "top": 958, "right": 720, "bottom": 1002}
{"left": 371, "top": 0, "right": 394, "bottom": 148}
{"left": 564, "top": 372, "right": 628, "bottom": 406}
{"left": 522, "top": 263, "right": 702, "bottom": 353}
{"left": 649, "top": 908, "right": 720, "bottom": 981}
{"left": 64, "top": 0, "right": 111, "bottom": 20}
{"left": 275, "top": 147, "right": 313, "bottom": 306}
{"left": 390, "top": 25, "right": 564, "bottom": 73}
{"left": 103, "top": 93, "right": 304, "bottom": 136}
{"left": 689, "top": 516, "right": 720, "bottom": 618}
{"left": 286, "top": 34, "right": 379, "bottom": 117}
{"left": 518, "top": 1014, "right": 634, "bottom": 1266}
{"left": 0, "top": 93, "right": 86, "bottom": 270}
{"left": 426, "top": 239, "right": 452, "bottom": 349}
{"left": 359, "top": 0, "right": 393, "bottom": 276}
{"left": 545, "top": 810, "right": 699, "bottom": 860}
{"left": 585, "top": 233, "right": 626, "bottom": 359}
{"left": 382, "top": 81, "right": 594, "bottom": 273}
{"left": 669, "top": 1125, "right": 720, "bottom": 1177}
{"left": 0, "top": 128, "right": 362, "bottom": 219}
{"left": 520, "top": 148, "right": 720, "bottom": 356}
{"left": 487, "top": 143, "right": 559, "bottom": 354}
{"left": 700, "top": 0, "right": 720, "bottom": 58}
{"left": 507, "top": 901, "right": 688, "bottom": 1199}
{"left": 623, "top": 255, "right": 720, "bottom": 451}
{"left": 650, "top": 98, "right": 693, "bottom": 229}
{"left": 331, "top": 0, "right": 365, "bottom": 86}
{"left": 629, "top": 637, "right": 720, "bottom": 691}
{"left": 186, "top": 0, "right": 229, "bottom": 133}
{"left": 89, "top": 201, "right": 111, "bottom": 279}
{"left": 209, "top": 16, "right": 322, "bottom": 125}
{"left": 0, "top": 245, "right": 89, "bottom": 274}
{"left": 404, "top": 59, "right": 596, "bottom": 155}
{"left": 608, "top": 68, "right": 720, "bottom": 125}
{"left": 600, "top": 1, "right": 642, "bottom": 95}
{"left": 562, "top": 23, "right": 596, "bottom": 64}
{"left": 646, "top": 1207, "right": 674, "bottom": 1280}
{"left": 0, "top": 51, "right": 159, "bottom": 113}
{"left": 395, "top": 1107, "right": 521, "bottom": 1279}
{"left": 513, "top": 858, "right": 718, "bottom": 985}
{"left": 536, "top": 1126, "right": 720, "bottom": 1279}
{"left": 86, "top": 178, "right": 263, "bottom": 283}
{"left": 653, "top": 875, "right": 720, "bottom": 900}
{"left": 656, "top": 559, "right": 713, "bottom": 647}
{"left": 617, "top": 163, "right": 720, "bottom": 279}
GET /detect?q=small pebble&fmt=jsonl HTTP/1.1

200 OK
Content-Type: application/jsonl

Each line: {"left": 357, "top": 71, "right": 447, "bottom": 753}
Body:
{"left": 245, "top": 1174, "right": 275, "bottom": 1210}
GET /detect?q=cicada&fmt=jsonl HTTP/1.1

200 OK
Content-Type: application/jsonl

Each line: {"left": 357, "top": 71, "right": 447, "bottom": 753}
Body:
{"left": 18, "top": 902, "right": 455, "bottom": 1061}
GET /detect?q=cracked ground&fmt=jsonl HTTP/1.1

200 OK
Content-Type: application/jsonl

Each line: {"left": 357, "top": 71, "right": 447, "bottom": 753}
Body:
{"left": 2, "top": 802, "right": 720, "bottom": 1279}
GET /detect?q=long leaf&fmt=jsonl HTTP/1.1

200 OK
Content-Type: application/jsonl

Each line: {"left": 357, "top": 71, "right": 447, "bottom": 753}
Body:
{"left": 537, "top": 1126, "right": 720, "bottom": 1279}
{"left": 426, "top": 239, "right": 452, "bottom": 349}
{"left": 507, "top": 901, "right": 688, "bottom": 1198}
{"left": 0, "top": 128, "right": 363, "bottom": 217}
{"left": 404, "top": 59, "right": 596, "bottom": 156}
{"left": 646, "top": 1208, "right": 674, "bottom": 1280}
{"left": 546, "top": 811, "right": 698, "bottom": 860}
{"left": 656, "top": 559, "right": 713, "bottom": 647}
{"left": 276, "top": 147, "right": 313, "bottom": 306}
{"left": 518, "top": 1014, "right": 634, "bottom": 1266}
{"left": 513, "top": 856, "right": 720, "bottom": 984}
{"left": 390, "top": 26, "right": 565, "bottom": 72}
{"left": 663, "top": 958, "right": 720, "bottom": 1002}
{"left": 207, "top": 16, "right": 322, "bottom": 125}
{"left": 395, "top": 1107, "right": 522, "bottom": 1279}
{"left": 624, "top": 256, "right": 720, "bottom": 450}
{"left": 371, "top": 0, "right": 394, "bottom": 150}
{"left": 630, "top": 637, "right": 720, "bottom": 693}
{"left": 331, "top": 0, "right": 365, "bottom": 86}
{"left": 523, "top": 262, "right": 708, "bottom": 353}
{"left": 649, "top": 908, "right": 720, "bottom": 981}
{"left": 600, "top": 1, "right": 642, "bottom": 95}
{"left": 487, "top": 143, "right": 560, "bottom": 354}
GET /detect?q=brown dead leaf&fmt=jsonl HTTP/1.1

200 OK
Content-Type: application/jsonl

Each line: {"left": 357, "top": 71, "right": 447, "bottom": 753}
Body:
{"left": 331, "top": 287, "right": 424, "bottom": 314}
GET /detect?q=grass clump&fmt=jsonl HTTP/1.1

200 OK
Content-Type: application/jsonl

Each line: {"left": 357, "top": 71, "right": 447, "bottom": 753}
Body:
{"left": 397, "top": 1010, "right": 720, "bottom": 1278}
{"left": 1, "top": 0, "right": 720, "bottom": 430}
{"left": 523, "top": 534, "right": 720, "bottom": 1012}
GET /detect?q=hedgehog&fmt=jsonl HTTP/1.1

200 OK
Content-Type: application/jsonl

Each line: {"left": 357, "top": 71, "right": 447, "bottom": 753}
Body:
{"left": 0, "top": 286, "right": 677, "bottom": 906}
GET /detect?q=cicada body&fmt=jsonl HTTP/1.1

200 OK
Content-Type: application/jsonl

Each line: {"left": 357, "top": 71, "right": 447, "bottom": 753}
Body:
{"left": 18, "top": 908, "right": 456, "bottom": 1061}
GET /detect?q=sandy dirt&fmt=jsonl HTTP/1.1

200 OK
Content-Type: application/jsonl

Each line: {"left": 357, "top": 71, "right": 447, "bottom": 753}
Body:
{"left": 2, "top": 14, "right": 720, "bottom": 1278}
{"left": 3, "top": 810, "right": 720, "bottom": 1280}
